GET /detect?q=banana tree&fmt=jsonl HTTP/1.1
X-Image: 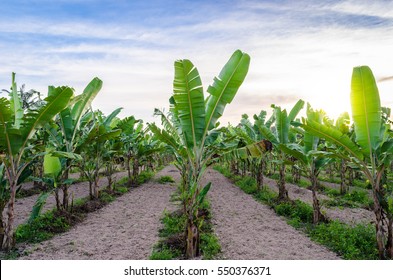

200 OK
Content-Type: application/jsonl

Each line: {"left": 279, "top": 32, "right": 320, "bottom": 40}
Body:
{"left": 258, "top": 99, "right": 305, "bottom": 201}
{"left": 76, "top": 108, "right": 122, "bottom": 199}
{"left": 47, "top": 77, "right": 102, "bottom": 210}
{"left": 0, "top": 73, "right": 73, "bottom": 250}
{"left": 301, "top": 66, "right": 393, "bottom": 259}
{"left": 115, "top": 116, "right": 143, "bottom": 186}
{"left": 323, "top": 112, "right": 352, "bottom": 194}
{"left": 149, "top": 50, "right": 250, "bottom": 258}
{"left": 280, "top": 104, "right": 330, "bottom": 223}
{"left": 226, "top": 112, "right": 272, "bottom": 190}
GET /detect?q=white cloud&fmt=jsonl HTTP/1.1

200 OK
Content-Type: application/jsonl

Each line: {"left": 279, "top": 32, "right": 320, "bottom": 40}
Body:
{"left": 1, "top": 0, "right": 393, "bottom": 125}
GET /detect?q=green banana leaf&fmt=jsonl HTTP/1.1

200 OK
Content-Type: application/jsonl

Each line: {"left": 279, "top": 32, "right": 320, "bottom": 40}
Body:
{"left": 258, "top": 125, "right": 279, "bottom": 145}
{"left": 44, "top": 152, "right": 61, "bottom": 178}
{"left": 18, "top": 86, "right": 73, "bottom": 155}
{"left": 29, "top": 191, "right": 52, "bottom": 222}
{"left": 0, "top": 98, "right": 12, "bottom": 152}
{"left": 275, "top": 108, "right": 289, "bottom": 144}
{"left": 10, "top": 73, "right": 23, "bottom": 129}
{"left": 288, "top": 99, "right": 305, "bottom": 122}
{"left": 205, "top": 50, "right": 250, "bottom": 132}
{"left": 173, "top": 59, "right": 205, "bottom": 148}
{"left": 62, "top": 77, "right": 103, "bottom": 146}
{"left": 350, "top": 66, "right": 382, "bottom": 155}
{"left": 278, "top": 143, "right": 308, "bottom": 166}
{"left": 103, "top": 107, "right": 122, "bottom": 128}
{"left": 302, "top": 120, "right": 363, "bottom": 161}
{"left": 304, "top": 104, "right": 322, "bottom": 153}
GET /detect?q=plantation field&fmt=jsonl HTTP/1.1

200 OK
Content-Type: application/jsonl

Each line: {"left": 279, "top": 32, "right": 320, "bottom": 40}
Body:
{"left": 6, "top": 163, "right": 382, "bottom": 260}
{"left": 1, "top": 51, "right": 392, "bottom": 261}
{"left": 5, "top": 166, "right": 343, "bottom": 260}
{"left": 16, "top": 166, "right": 177, "bottom": 259}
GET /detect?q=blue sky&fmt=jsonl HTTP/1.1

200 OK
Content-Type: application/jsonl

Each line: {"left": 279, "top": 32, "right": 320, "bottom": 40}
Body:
{"left": 1, "top": 0, "right": 393, "bottom": 124}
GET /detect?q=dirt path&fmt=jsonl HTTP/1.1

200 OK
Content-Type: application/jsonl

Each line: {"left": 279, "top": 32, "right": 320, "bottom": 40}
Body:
{"left": 262, "top": 177, "right": 375, "bottom": 225}
{"left": 205, "top": 169, "right": 340, "bottom": 260}
{"left": 11, "top": 171, "right": 129, "bottom": 228}
{"left": 19, "top": 166, "right": 178, "bottom": 259}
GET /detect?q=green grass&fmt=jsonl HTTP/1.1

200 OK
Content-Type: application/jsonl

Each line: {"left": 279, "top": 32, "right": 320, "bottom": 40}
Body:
{"left": 150, "top": 246, "right": 182, "bottom": 260}
{"left": 200, "top": 233, "right": 221, "bottom": 260}
{"left": 99, "top": 191, "right": 116, "bottom": 203}
{"left": 16, "top": 210, "right": 71, "bottom": 244}
{"left": 214, "top": 163, "right": 379, "bottom": 260}
{"left": 235, "top": 176, "right": 258, "bottom": 194}
{"left": 158, "top": 175, "right": 175, "bottom": 184}
{"left": 137, "top": 171, "right": 154, "bottom": 185}
{"left": 274, "top": 200, "right": 314, "bottom": 225}
{"left": 310, "top": 221, "right": 378, "bottom": 259}
{"left": 159, "top": 210, "right": 186, "bottom": 238}
{"left": 150, "top": 194, "right": 221, "bottom": 260}
{"left": 322, "top": 189, "right": 373, "bottom": 209}
{"left": 115, "top": 185, "right": 128, "bottom": 194}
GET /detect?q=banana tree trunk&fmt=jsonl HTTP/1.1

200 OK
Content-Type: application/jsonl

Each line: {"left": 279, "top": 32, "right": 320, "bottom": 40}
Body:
{"left": 186, "top": 213, "right": 199, "bottom": 258}
{"left": 93, "top": 158, "right": 100, "bottom": 199}
{"left": 55, "top": 188, "right": 60, "bottom": 210}
{"left": 61, "top": 161, "right": 71, "bottom": 211}
{"left": 387, "top": 213, "right": 392, "bottom": 259}
{"left": 132, "top": 159, "right": 139, "bottom": 185}
{"left": 277, "top": 163, "right": 288, "bottom": 201}
{"left": 0, "top": 210, "right": 5, "bottom": 247}
{"left": 2, "top": 179, "right": 17, "bottom": 250}
{"left": 340, "top": 160, "right": 347, "bottom": 194}
{"left": 88, "top": 180, "right": 93, "bottom": 199}
{"left": 106, "top": 163, "right": 113, "bottom": 191}
{"left": 348, "top": 167, "right": 354, "bottom": 186}
{"left": 256, "top": 160, "right": 264, "bottom": 191}
{"left": 126, "top": 155, "right": 132, "bottom": 187}
{"left": 372, "top": 175, "right": 387, "bottom": 259}
{"left": 311, "top": 173, "right": 325, "bottom": 224}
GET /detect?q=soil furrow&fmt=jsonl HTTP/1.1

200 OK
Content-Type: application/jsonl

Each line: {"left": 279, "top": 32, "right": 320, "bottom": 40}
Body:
{"left": 19, "top": 166, "right": 177, "bottom": 259}
{"left": 205, "top": 169, "right": 340, "bottom": 259}
{"left": 11, "top": 171, "right": 129, "bottom": 228}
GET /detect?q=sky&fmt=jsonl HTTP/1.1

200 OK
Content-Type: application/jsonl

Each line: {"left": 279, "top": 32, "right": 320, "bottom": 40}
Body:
{"left": 1, "top": 0, "right": 393, "bottom": 125}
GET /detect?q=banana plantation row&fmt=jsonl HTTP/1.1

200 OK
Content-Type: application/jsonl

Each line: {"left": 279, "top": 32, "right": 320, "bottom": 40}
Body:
{"left": 1, "top": 50, "right": 392, "bottom": 259}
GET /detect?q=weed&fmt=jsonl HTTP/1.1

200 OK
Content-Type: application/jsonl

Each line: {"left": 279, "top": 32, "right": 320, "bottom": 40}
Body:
{"left": 150, "top": 246, "right": 182, "bottom": 260}
{"left": 15, "top": 211, "right": 70, "bottom": 244}
{"left": 274, "top": 200, "right": 313, "bottom": 224}
{"left": 99, "top": 191, "right": 116, "bottom": 203}
{"left": 200, "top": 233, "right": 221, "bottom": 260}
{"left": 137, "top": 171, "right": 154, "bottom": 185}
{"left": 215, "top": 164, "right": 379, "bottom": 260}
{"left": 235, "top": 176, "right": 257, "bottom": 194}
{"left": 158, "top": 175, "right": 175, "bottom": 184}
{"left": 115, "top": 186, "right": 128, "bottom": 194}
{"left": 310, "top": 220, "right": 378, "bottom": 259}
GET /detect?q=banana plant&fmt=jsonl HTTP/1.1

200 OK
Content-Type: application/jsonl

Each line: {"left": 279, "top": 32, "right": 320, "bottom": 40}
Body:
{"left": 226, "top": 113, "right": 272, "bottom": 190}
{"left": 0, "top": 73, "right": 73, "bottom": 250}
{"left": 115, "top": 116, "right": 143, "bottom": 186}
{"left": 323, "top": 112, "right": 352, "bottom": 194}
{"left": 47, "top": 77, "right": 102, "bottom": 210}
{"left": 301, "top": 66, "right": 393, "bottom": 259}
{"left": 280, "top": 104, "right": 331, "bottom": 223}
{"left": 258, "top": 99, "right": 305, "bottom": 201}
{"left": 76, "top": 108, "right": 122, "bottom": 199}
{"left": 149, "top": 50, "right": 250, "bottom": 258}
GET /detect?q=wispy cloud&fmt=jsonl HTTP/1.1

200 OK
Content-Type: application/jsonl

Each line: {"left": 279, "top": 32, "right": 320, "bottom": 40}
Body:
{"left": 1, "top": 0, "right": 393, "bottom": 124}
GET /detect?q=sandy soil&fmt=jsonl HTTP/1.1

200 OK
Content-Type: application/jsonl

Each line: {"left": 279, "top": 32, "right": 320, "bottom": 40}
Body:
{"left": 11, "top": 171, "right": 129, "bottom": 228}
{"left": 19, "top": 166, "right": 179, "bottom": 259}
{"left": 263, "top": 177, "right": 375, "bottom": 225}
{"left": 205, "top": 169, "right": 340, "bottom": 260}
